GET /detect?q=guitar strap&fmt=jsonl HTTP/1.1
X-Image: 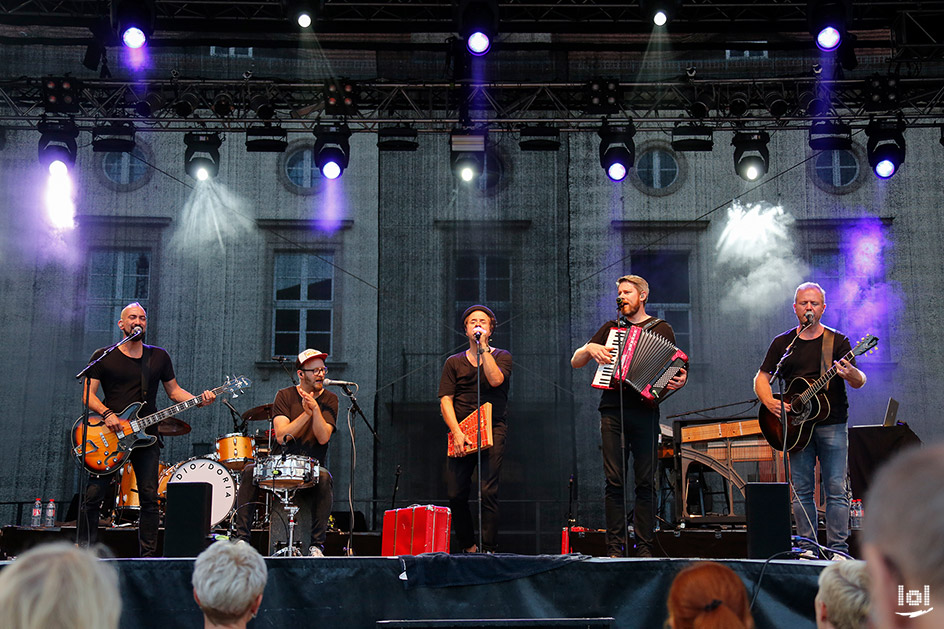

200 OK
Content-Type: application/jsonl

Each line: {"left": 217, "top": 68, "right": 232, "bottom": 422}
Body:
{"left": 820, "top": 327, "right": 835, "bottom": 378}
{"left": 641, "top": 317, "right": 664, "bottom": 331}
{"left": 140, "top": 345, "right": 151, "bottom": 404}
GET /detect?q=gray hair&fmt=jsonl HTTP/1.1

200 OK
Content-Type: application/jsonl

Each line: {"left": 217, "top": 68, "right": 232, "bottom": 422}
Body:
{"left": 0, "top": 542, "right": 121, "bottom": 629}
{"left": 794, "top": 282, "right": 826, "bottom": 303}
{"left": 815, "top": 560, "right": 871, "bottom": 629}
{"left": 192, "top": 541, "right": 268, "bottom": 625}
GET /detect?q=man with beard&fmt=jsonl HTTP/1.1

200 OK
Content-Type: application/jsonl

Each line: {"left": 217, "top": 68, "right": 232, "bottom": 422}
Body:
{"left": 571, "top": 275, "right": 687, "bottom": 557}
{"left": 79, "top": 302, "right": 216, "bottom": 556}
{"left": 233, "top": 349, "right": 337, "bottom": 556}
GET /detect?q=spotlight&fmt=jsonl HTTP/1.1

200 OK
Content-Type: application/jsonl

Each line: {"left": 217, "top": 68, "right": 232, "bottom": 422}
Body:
{"left": 798, "top": 87, "right": 829, "bottom": 117}
{"left": 864, "top": 73, "right": 901, "bottom": 113}
{"left": 42, "top": 77, "right": 81, "bottom": 114}
{"left": 92, "top": 123, "right": 136, "bottom": 153}
{"left": 457, "top": 0, "right": 498, "bottom": 56}
{"left": 450, "top": 129, "right": 487, "bottom": 182}
{"left": 866, "top": 119, "right": 905, "bottom": 179}
{"left": 113, "top": 0, "right": 156, "bottom": 49}
{"left": 808, "top": 120, "right": 851, "bottom": 151}
{"left": 249, "top": 93, "right": 276, "bottom": 120}
{"left": 585, "top": 78, "right": 621, "bottom": 114}
{"left": 671, "top": 124, "right": 713, "bottom": 152}
{"left": 245, "top": 126, "right": 288, "bottom": 153}
{"left": 37, "top": 118, "right": 79, "bottom": 172}
{"left": 640, "top": 0, "right": 682, "bottom": 26}
{"left": 598, "top": 121, "right": 636, "bottom": 182}
{"left": 212, "top": 92, "right": 235, "bottom": 117}
{"left": 732, "top": 131, "right": 770, "bottom": 181}
{"left": 689, "top": 89, "right": 714, "bottom": 119}
{"left": 765, "top": 90, "right": 790, "bottom": 118}
{"left": 518, "top": 125, "right": 561, "bottom": 151}
{"left": 174, "top": 91, "right": 201, "bottom": 117}
{"left": 184, "top": 132, "right": 222, "bottom": 180}
{"left": 323, "top": 80, "right": 359, "bottom": 116}
{"left": 377, "top": 125, "right": 420, "bottom": 152}
{"left": 313, "top": 124, "right": 351, "bottom": 179}
{"left": 281, "top": 0, "right": 318, "bottom": 28}
{"left": 728, "top": 91, "right": 750, "bottom": 118}
{"left": 134, "top": 91, "right": 166, "bottom": 117}
{"left": 807, "top": 0, "right": 850, "bottom": 52}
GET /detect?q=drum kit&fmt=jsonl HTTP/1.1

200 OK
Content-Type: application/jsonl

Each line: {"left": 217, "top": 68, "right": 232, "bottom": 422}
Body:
{"left": 114, "top": 404, "right": 321, "bottom": 549}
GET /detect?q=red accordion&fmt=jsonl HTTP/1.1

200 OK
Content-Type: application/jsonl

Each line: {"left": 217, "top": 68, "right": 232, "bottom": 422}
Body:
{"left": 591, "top": 326, "right": 688, "bottom": 402}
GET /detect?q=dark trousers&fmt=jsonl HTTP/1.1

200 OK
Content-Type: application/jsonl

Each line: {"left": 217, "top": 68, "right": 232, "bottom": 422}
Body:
{"left": 80, "top": 442, "right": 161, "bottom": 557}
{"left": 446, "top": 420, "right": 506, "bottom": 553}
{"left": 233, "top": 462, "right": 333, "bottom": 554}
{"left": 600, "top": 407, "right": 658, "bottom": 556}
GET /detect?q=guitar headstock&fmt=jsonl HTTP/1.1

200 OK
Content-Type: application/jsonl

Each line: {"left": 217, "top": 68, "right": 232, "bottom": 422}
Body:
{"left": 853, "top": 334, "right": 880, "bottom": 357}
{"left": 222, "top": 375, "right": 252, "bottom": 397}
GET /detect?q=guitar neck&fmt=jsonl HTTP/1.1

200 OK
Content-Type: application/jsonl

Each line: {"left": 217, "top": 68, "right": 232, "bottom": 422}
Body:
{"left": 797, "top": 348, "right": 856, "bottom": 405}
{"left": 130, "top": 384, "right": 226, "bottom": 432}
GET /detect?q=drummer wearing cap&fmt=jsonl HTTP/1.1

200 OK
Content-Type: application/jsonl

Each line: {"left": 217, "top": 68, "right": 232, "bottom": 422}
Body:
{"left": 438, "top": 305, "right": 512, "bottom": 554}
{"left": 233, "top": 349, "right": 338, "bottom": 556}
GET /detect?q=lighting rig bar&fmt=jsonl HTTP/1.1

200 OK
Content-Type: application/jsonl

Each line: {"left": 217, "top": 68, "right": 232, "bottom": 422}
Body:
{"left": 3, "top": 75, "right": 944, "bottom": 133}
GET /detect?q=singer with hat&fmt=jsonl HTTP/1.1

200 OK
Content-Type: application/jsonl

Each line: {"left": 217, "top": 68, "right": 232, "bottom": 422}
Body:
{"left": 438, "top": 305, "right": 512, "bottom": 554}
{"left": 233, "top": 348, "right": 338, "bottom": 556}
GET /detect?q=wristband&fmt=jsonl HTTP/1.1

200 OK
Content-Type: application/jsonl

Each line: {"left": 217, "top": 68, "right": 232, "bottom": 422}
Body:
{"left": 102, "top": 410, "right": 115, "bottom": 418}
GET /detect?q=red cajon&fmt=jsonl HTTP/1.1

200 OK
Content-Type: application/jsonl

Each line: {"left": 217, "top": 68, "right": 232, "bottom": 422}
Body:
{"left": 381, "top": 505, "right": 452, "bottom": 556}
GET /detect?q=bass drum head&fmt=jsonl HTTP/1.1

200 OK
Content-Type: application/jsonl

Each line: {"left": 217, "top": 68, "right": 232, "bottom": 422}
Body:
{"left": 165, "top": 457, "right": 236, "bottom": 527}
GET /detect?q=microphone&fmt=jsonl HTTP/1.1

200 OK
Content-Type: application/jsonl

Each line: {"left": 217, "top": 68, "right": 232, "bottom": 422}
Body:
{"left": 323, "top": 378, "right": 357, "bottom": 387}
{"left": 804, "top": 312, "right": 814, "bottom": 324}
{"left": 472, "top": 327, "right": 484, "bottom": 342}
{"left": 271, "top": 355, "right": 286, "bottom": 362}
{"left": 128, "top": 325, "right": 143, "bottom": 340}
{"left": 616, "top": 297, "right": 624, "bottom": 307}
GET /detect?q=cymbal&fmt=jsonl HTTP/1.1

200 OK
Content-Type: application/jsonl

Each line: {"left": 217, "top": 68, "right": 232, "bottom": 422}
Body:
{"left": 242, "top": 403, "right": 274, "bottom": 422}
{"left": 157, "top": 416, "right": 191, "bottom": 436}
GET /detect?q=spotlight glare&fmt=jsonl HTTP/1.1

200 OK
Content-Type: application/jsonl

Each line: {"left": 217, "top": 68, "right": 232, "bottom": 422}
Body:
{"left": 314, "top": 125, "right": 352, "bottom": 180}
{"left": 321, "top": 161, "right": 342, "bottom": 180}
{"left": 816, "top": 26, "right": 841, "bottom": 51}
{"left": 297, "top": 12, "right": 312, "bottom": 27}
{"left": 653, "top": 10, "right": 667, "bottom": 26}
{"left": 467, "top": 31, "right": 491, "bottom": 56}
{"left": 744, "top": 163, "right": 761, "bottom": 181}
{"left": 195, "top": 167, "right": 209, "bottom": 181}
{"left": 460, "top": 166, "right": 475, "bottom": 182}
{"left": 49, "top": 160, "right": 69, "bottom": 176}
{"left": 122, "top": 26, "right": 147, "bottom": 49}
{"left": 866, "top": 119, "right": 905, "bottom": 179}
{"left": 874, "top": 159, "right": 896, "bottom": 179}
{"left": 607, "top": 162, "right": 628, "bottom": 181}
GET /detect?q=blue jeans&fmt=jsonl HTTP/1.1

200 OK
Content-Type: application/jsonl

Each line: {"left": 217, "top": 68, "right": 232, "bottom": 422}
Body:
{"left": 789, "top": 423, "right": 850, "bottom": 552}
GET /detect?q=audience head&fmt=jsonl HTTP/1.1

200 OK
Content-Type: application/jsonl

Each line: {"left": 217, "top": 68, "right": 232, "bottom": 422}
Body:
{"left": 666, "top": 561, "right": 755, "bottom": 629}
{"left": 863, "top": 443, "right": 944, "bottom": 628}
{"left": 815, "top": 560, "right": 871, "bottom": 629}
{"left": 192, "top": 540, "right": 267, "bottom": 628}
{"left": 0, "top": 542, "right": 121, "bottom": 629}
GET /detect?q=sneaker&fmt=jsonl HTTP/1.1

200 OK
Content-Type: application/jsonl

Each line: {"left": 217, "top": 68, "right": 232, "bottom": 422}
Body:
{"left": 830, "top": 552, "right": 851, "bottom": 561}
{"left": 795, "top": 549, "right": 819, "bottom": 560}
{"left": 308, "top": 545, "right": 325, "bottom": 557}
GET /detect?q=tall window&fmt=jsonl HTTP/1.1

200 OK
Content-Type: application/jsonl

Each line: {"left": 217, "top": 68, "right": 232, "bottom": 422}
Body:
{"left": 455, "top": 254, "right": 511, "bottom": 349}
{"left": 84, "top": 249, "right": 150, "bottom": 356}
{"left": 273, "top": 252, "right": 334, "bottom": 356}
{"left": 630, "top": 251, "right": 692, "bottom": 352}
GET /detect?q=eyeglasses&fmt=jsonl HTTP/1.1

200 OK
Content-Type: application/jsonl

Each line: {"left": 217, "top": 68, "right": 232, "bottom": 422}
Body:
{"left": 300, "top": 367, "right": 327, "bottom": 375}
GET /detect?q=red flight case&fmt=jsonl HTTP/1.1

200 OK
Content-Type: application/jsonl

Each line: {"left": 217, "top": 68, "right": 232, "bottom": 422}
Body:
{"left": 381, "top": 504, "right": 451, "bottom": 555}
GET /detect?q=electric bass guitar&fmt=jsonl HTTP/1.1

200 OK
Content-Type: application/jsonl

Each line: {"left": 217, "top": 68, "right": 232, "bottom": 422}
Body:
{"left": 758, "top": 334, "right": 878, "bottom": 453}
{"left": 71, "top": 375, "right": 251, "bottom": 475}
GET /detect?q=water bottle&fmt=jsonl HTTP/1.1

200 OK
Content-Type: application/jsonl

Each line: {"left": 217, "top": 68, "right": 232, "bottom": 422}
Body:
{"left": 43, "top": 499, "right": 57, "bottom": 528}
{"left": 30, "top": 498, "right": 42, "bottom": 527}
{"left": 850, "top": 499, "right": 862, "bottom": 529}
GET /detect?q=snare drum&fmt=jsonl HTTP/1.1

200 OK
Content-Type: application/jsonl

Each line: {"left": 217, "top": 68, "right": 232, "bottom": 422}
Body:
{"left": 215, "top": 433, "right": 254, "bottom": 470}
{"left": 161, "top": 457, "right": 236, "bottom": 527}
{"left": 253, "top": 455, "right": 319, "bottom": 490}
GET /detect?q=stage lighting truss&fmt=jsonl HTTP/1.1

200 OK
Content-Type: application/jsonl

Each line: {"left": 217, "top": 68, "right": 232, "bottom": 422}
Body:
{"left": 92, "top": 122, "right": 136, "bottom": 153}
{"left": 313, "top": 124, "right": 352, "bottom": 179}
{"left": 184, "top": 131, "right": 223, "bottom": 180}
{"left": 732, "top": 130, "right": 770, "bottom": 181}
{"left": 377, "top": 125, "right": 419, "bottom": 152}
{"left": 450, "top": 129, "right": 487, "bottom": 182}
{"left": 113, "top": 0, "right": 156, "bottom": 49}
{"left": 807, "top": 0, "right": 850, "bottom": 52}
{"left": 518, "top": 125, "right": 560, "bottom": 151}
{"left": 212, "top": 92, "right": 236, "bottom": 117}
{"left": 174, "top": 91, "right": 202, "bottom": 118}
{"left": 245, "top": 125, "right": 288, "bottom": 153}
{"left": 249, "top": 93, "right": 276, "bottom": 120}
{"left": 598, "top": 121, "right": 636, "bottom": 182}
{"left": 457, "top": 0, "right": 499, "bottom": 56}
{"left": 640, "top": 0, "right": 682, "bottom": 27}
{"left": 37, "top": 118, "right": 79, "bottom": 171}
{"left": 671, "top": 124, "right": 713, "bottom": 152}
{"left": 866, "top": 118, "right": 906, "bottom": 179}
{"left": 135, "top": 91, "right": 166, "bottom": 117}
{"left": 808, "top": 120, "right": 852, "bottom": 151}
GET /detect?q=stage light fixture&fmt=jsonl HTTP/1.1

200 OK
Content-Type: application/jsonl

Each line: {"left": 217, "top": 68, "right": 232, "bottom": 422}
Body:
{"left": 314, "top": 124, "right": 351, "bottom": 180}
{"left": 866, "top": 119, "right": 905, "bottom": 179}
{"left": 864, "top": 73, "right": 901, "bottom": 113}
{"left": 598, "top": 121, "right": 636, "bottom": 182}
{"left": 732, "top": 131, "right": 770, "bottom": 181}
{"left": 134, "top": 91, "right": 166, "bottom": 117}
{"left": 640, "top": 0, "right": 682, "bottom": 26}
{"left": 689, "top": 89, "right": 714, "bottom": 119}
{"left": 798, "top": 87, "right": 829, "bottom": 117}
{"left": 113, "top": 0, "right": 156, "bottom": 49}
{"left": 281, "top": 0, "right": 318, "bottom": 28}
{"left": 518, "top": 125, "right": 561, "bottom": 152}
{"left": 245, "top": 126, "right": 288, "bottom": 153}
{"left": 323, "top": 80, "right": 359, "bottom": 116}
{"left": 808, "top": 120, "right": 852, "bottom": 151}
{"left": 249, "top": 93, "right": 276, "bottom": 120}
{"left": 377, "top": 125, "right": 420, "bottom": 152}
{"left": 38, "top": 118, "right": 79, "bottom": 172}
{"left": 671, "top": 124, "right": 714, "bottom": 152}
{"left": 42, "top": 77, "right": 81, "bottom": 114}
{"left": 450, "top": 130, "right": 487, "bottom": 182}
{"left": 807, "top": 0, "right": 850, "bottom": 52}
{"left": 457, "top": 0, "right": 498, "bottom": 56}
{"left": 584, "top": 79, "right": 621, "bottom": 115}
{"left": 728, "top": 91, "right": 750, "bottom": 118}
{"left": 92, "top": 123, "right": 136, "bottom": 153}
{"left": 765, "top": 91, "right": 790, "bottom": 118}
{"left": 174, "top": 91, "right": 201, "bottom": 117}
{"left": 212, "top": 92, "right": 235, "bottom": 117}
{"left": 184, "top": 132, "right": 222, "bottom": 181}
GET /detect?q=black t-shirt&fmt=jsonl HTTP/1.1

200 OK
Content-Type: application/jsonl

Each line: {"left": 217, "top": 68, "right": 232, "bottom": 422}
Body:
{"left": 438, "top": 349, "right": 513, "bottom": 423}
{"left": 271, "top": 386, "right": 339, "bottom": 464}
{"left": 759, "top": 327, "right": 854, "bottom": 425}
{"left": 87, "top": 345, "right": 176, "bottom": 432}
{"left": 588, "top": 318, "right": 677, "bottom": 411}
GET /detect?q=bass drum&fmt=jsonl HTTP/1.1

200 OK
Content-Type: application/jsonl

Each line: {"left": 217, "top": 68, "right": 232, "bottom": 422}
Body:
{"left": 158, "top": 457, "right": 236, "bottom": 527}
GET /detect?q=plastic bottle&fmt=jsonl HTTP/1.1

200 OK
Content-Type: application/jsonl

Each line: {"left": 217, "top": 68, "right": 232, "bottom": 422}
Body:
{"left": 850, "top": 499, "right": 862, "bottom": 529}
{"left": 30, "top": 498, "right": 42, "bottom": 527}
{"left": 43, "top": 499, "right": 57, "bottom": 528}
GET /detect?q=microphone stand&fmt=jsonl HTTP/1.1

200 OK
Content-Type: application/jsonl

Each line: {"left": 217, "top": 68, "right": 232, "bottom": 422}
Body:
{"left": 474, "top": 334, "right": 484, "bottom": 554}
{"left": 273, "top": 356, "right": 298, "bottom": 386}
{"left": 614, "top": 309, "right": 630, "bottom": 557}
{"left": 770, "top": 317, "right": 815, "bottom": 483}
{"left": 221, "top": 398, "right": 247, "bottom": 434}
{"left": 336, "top": 383, "right": 378, "bottom": 556}
{"left": 391, "top": 465, "right": 401, "bottom": 510}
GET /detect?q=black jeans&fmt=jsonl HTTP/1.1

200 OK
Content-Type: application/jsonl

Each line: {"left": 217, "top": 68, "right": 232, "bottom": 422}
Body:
{"left": 446, "top": 420, "right": 506, "bottom": 552}
{"left": 600, "top": 406, "right": 658, "bottom": 556}
{"left": 80, "top": 441, "right": 161, "bottom": 557}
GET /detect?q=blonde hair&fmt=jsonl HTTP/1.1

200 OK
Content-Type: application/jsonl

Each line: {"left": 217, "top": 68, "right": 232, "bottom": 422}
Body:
{"left": 616, "top": 274, "right": 649, "bottom": 303}
{"left": 0, "top": 542, "right": 121, "bottom": 629}
{"left": 193, "top": 541, "right": 268, "bottom": 625}
{"left": 815, "top": 560, "right": 870, "bottom": 629}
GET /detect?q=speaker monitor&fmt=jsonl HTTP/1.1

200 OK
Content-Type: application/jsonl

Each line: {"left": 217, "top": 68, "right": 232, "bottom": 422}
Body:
{"left": 745, "top": 482, "right": 791, "bottom": 559}
{"left": 164, "top": 482, "right": 211, "bottom": 557}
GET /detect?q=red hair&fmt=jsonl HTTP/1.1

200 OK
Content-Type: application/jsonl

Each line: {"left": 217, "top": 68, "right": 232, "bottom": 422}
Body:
{"left": 667, "top": 562, "right": 755, "bottom": 629}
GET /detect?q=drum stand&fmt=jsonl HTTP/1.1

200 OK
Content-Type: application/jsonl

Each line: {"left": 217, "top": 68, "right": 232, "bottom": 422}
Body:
{"left": 271, "top": 488, "right": 302, "bottom": 557}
